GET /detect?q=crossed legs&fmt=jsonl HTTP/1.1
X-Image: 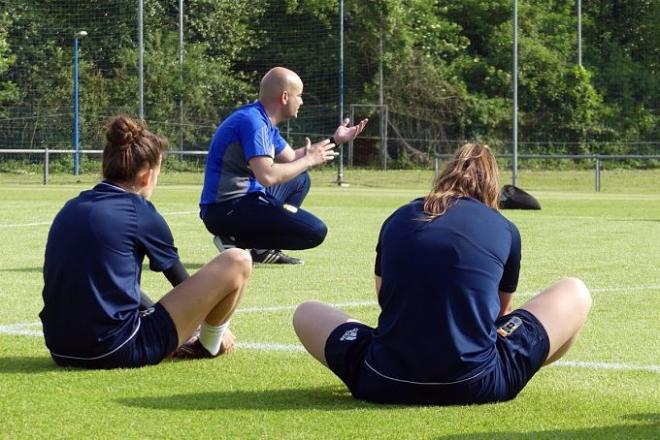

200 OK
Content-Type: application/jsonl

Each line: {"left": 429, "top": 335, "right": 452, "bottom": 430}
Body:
{"left": 293, "top": 277, "right": 592, "bottom": 370}
{"left": 159, "top": 248, "right": 252, "bottom": 347}
{"left": 293, "top": 300, "right": 362, "bottom": 367}
{"left": 520, "top": 277, "right": 592, "bottom": 365}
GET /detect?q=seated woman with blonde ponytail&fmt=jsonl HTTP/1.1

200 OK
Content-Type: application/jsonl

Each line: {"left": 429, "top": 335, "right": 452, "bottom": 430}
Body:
{"left": 293, "top": 143, "right": 592, "bottom": 405}
{"left": 40, "top": 115, "right": 252, "bottom": 369}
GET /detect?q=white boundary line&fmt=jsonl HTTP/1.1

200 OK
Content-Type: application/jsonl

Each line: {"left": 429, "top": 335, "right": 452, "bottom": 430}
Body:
{"left": 3, "top": 284, "right": 655, "bottom": 333}
{"left": 161, "top": 211, "right": 198, "bottom": 217}
{"left": 10, "top": 212, "right": 658, "bottom": 228}
{"left": 551, "top": 360, "right": 660, "bottom": 373}
{"left": 0, "top": 210, "right": 198, "bottom": 229}
{"left": 0, "top": 221, "right": 52, "bottom": 228}
{"left": 0, "top": 322, "right": 42, "bottom": 336}
{"left": 237, "top": 300, "right": 376, "bottom": 314}
{"left": 236, "top": 342, "right": 305, "bottom": 352}
{"left": 2, "top": 322, "right": 658, "bottom": 373}
{"left": 237, "top": 285, "right": 660, "bottom": 314}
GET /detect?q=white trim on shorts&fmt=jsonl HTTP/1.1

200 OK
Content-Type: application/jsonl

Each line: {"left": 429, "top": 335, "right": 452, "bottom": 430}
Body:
{"left": 50, "top": 320, "right": 141, "bottom": 361}
{"left": 364, "top": 359, "right": 489, "bottom": 386}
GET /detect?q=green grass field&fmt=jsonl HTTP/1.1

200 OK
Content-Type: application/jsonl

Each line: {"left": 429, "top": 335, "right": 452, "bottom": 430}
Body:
{"left": 1, "top": 169, "right": 659, "bottom": 439}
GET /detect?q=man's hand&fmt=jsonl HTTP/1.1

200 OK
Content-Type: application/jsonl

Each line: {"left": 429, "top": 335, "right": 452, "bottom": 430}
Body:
{"left": 332, "top": 118, "right": 369, "bottom": 144}
{"left": 304, "top": 137, "right": 338, "bottom": 167}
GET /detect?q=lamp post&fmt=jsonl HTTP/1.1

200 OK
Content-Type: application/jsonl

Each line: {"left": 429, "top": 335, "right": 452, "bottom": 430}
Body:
{"left": 73, "top": 30, "right": 87, "bottom": 176}
{"left": 512, "top": 0, "right": 518, "bottom": 186}
{"left": 577, "top": 0, "right": 582, "bottom": 66}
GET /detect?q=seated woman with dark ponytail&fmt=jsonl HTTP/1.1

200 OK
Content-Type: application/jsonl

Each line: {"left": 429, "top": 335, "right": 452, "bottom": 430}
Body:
{"left": 293, "top": 143, "right": 592, "bottom": 405}
{"left": 40, "top": 115, "right": 252, "bottom": 369}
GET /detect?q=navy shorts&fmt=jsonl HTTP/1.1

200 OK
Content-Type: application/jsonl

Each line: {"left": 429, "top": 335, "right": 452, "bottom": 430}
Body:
{"left": 51, "top": 303, "right": 179, "bottom": 370}
{"left": 202, "top": 191, "right": 327, "bottom": 251}
{"left": 324, "top": 309, "right": 550, "bottom": 405}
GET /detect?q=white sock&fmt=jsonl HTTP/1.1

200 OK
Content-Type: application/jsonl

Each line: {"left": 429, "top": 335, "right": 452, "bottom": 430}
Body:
{"left": 199, "top": 320, "right": 230, "bottom": 355}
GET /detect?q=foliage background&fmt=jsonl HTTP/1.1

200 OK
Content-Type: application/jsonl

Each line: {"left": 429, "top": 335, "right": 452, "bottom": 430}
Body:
{"left": 0, "top": 0, "right": 658, "bottom": 166}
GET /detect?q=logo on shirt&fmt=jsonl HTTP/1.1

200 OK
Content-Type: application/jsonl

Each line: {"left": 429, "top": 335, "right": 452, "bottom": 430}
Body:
{"left": 340, "top": 327, "right": 358, "bottom": 341}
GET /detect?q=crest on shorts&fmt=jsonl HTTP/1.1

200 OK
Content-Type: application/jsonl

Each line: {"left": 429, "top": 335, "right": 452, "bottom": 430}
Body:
{"left": 496, "top": 316, "right": 522, "bottom": 337}
{"left": 139, "top": 307, "right": 156, "bottom": 317}
{"left": 340, "top": 327, "right": 358, "bottom": 341}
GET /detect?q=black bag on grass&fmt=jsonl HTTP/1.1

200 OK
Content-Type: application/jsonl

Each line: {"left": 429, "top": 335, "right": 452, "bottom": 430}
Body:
{"left": 499, "top": 185, "right": 541, "bottom": 210}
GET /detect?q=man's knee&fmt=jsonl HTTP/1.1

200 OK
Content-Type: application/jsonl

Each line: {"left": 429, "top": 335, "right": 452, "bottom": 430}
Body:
{"left": 307, "top": 220, "right": 328, "bottom": 248}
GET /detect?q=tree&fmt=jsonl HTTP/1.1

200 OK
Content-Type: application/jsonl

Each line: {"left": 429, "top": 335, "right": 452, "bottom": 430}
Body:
{"left": 584, "top": 1, "right": 660, "bottom": 151}
{"left": 0, "top": 11, "right": 18, "bottom": 107}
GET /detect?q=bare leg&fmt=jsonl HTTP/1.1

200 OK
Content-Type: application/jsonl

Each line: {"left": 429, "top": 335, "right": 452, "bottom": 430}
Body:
{"left": 519, "top": 277, "right": 592, "bottom": 365}
{"left": 159, "top": 248, "right": 252, "bottom": 346}
{"left": 293, "top": 300, "right": 361, "bottom": 367}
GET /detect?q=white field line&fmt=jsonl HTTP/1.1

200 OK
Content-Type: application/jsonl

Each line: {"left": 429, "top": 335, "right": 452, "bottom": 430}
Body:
{"left": 1, "top": 213, "right": 653, "bottom": 228}
{"left": 0, "top": 322, "right": 42, "bottom": 336}
{"left": 1, "top": 323, "right": 657, "bottom": 373}
{"left": 233, "top": 343, "right": 660, "bottom": 374}
{"left": 238, "top": 285, "right": 660, "bottom": 314}
{"left": 551, "top": 360, "right": 660, "bottom": 373}
{"left": 237, "top": 300, "right": 376, "bottom": 314}
{"left": 160, "top": 211, "right": 198, "bottom": 217}
{"left": 236, "top": 342, "right": 306, "bottom": 352}
{"left": 3, "top": 284, "right": 655, "bottom": 334}
{"left": 0, "top": 221, "right": 51, "bottom": 228}
{"left": 0, "top": 210, "right": 198, "bottom": 228}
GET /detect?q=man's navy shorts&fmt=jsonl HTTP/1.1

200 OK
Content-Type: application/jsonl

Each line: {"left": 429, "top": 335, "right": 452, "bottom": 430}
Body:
{"left": 324, "top": 309, "right": 550, "bottom": 405}
{"left": 51, "top": 303, "right": 179, "bottom": 370}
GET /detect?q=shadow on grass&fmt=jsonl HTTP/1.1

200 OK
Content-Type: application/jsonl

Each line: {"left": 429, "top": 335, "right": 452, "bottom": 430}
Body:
{"left": 182, "top": 262, "right": 206, "bottom": 271}
{"left": 442, "top": 413, "right": 659, "bottom": 439}
{"left": 117, "top": 386, "right": 382, "bottom": 411}
{"left": 610, "top": 218, "right": 660, "bottom": 223}
{"left": 0, "top": 267, "right": 42, "bottom": 273}
{"left": 0, "top": 356, "right": 59, "bottom": 373}
{"left": 182, "top": 263, "right": 300, "bottom": 272}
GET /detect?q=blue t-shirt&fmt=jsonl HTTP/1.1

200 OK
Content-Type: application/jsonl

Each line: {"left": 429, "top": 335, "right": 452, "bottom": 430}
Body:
{"left": 367, "top": 197, "right": 521, "bottom": 383}
{"left": 199, "top": 101, "right": 288, "bottom": 214}
{"left": 39, "top": 181, "right": 180, "bottom": 359}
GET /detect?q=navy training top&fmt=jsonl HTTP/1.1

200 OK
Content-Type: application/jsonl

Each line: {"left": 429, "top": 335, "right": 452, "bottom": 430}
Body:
{"left": 367, "top": 197, "right": 521, "bottom": 383}
{"left": 39, "top": 181, "right": 180, "bottom": 359}
{"left": 199, "top": 101, "right": 288, "bottom": 216}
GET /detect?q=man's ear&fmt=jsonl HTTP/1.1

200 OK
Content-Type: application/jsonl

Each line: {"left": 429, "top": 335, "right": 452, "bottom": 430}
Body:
{"left": 281, "top": 90, "right": 289, "bottom": 105}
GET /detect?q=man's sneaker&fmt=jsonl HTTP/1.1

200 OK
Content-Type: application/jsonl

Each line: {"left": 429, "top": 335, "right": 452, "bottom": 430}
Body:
{"left": 213, "top": 235, "right": 237, "bottom": 252}
{"left": 250, "top": 249, "right": 304, "bottom": 265}
{"left": 172, "top": 336, "right": 221, "bottom": 359}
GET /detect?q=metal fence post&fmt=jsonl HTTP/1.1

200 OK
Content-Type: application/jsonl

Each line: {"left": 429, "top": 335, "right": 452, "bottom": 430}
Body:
{"left": 382, "top": 104, "right": 388, "bottom": 171}
{"left": 348, "top": 105, "right": 354, "bottom": 166}
{"left": 434, "top": 155, "right": 440, "bottom": 177}
{"left": 44, "top": 148, "right": 49, "bottom": 185}
{"left": 336, "top": 0, "right": 345, "bottom": 186}
{"left": 595, "top": 156, "right": 601, "bottom": 192}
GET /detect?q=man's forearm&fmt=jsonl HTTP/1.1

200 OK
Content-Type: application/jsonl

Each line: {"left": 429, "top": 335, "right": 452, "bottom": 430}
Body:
{"left": 293, "top": 147, "right": 307, "bottom": 160}
{"left": 260, "top": 158, "right": 312, "bottom": 186}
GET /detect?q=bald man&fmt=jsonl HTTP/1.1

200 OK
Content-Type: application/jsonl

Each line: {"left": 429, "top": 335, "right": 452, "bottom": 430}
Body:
{"left": 199, "top": 67, "right": 368, "bottom": 264}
